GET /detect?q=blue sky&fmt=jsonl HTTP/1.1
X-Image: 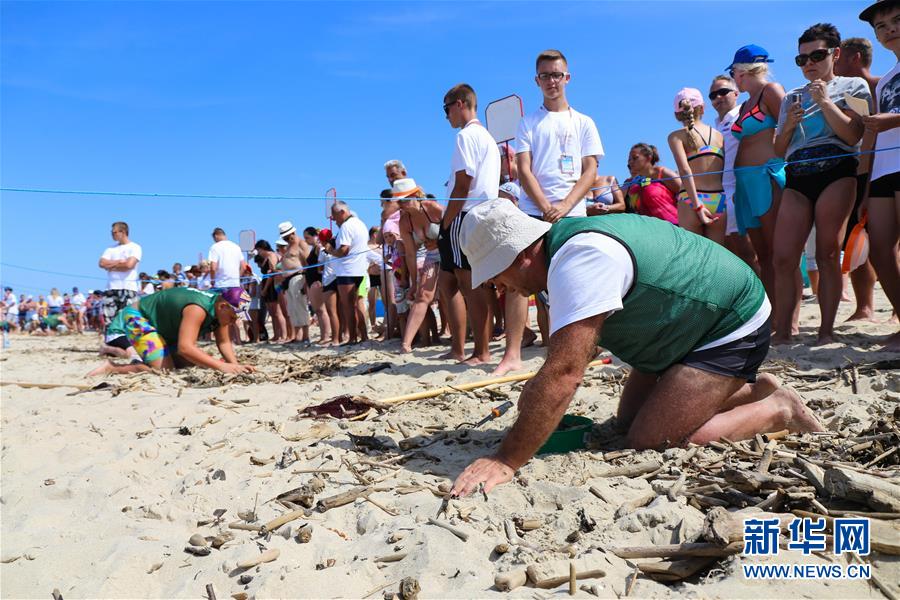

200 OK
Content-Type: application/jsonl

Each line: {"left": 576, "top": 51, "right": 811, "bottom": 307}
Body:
{"left": 1, "top": 0, "right": 895, "bottom": 295}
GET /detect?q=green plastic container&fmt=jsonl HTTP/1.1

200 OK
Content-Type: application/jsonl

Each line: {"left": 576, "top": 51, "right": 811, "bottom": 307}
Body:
{"left": 537, "top": 414, "right": 594, "bottom": 455}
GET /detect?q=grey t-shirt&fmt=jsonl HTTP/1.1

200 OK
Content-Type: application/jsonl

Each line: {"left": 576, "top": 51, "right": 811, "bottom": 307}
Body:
{"left": 777, "top": 75, "right": 871, "bottom": 159}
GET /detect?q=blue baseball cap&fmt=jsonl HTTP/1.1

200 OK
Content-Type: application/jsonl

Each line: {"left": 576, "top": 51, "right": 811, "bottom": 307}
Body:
{"left": 727, "top": 44, "right": 775, "bottom": 70}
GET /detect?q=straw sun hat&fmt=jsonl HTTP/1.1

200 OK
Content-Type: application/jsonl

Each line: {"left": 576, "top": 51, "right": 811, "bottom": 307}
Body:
{"left": 459, "top": 199, "right": 551, "bottom": 288}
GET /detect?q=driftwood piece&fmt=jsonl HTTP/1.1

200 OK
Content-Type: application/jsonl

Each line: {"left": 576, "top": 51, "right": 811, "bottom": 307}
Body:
{"left": 702, "top": 507, "right": 794, "bottom": 545}
{"left": 794, "top": 457, "right": 827, "bottom": 494}
{"left": 316, "top": 486, "right": 372, "bottom": 512}
{"left": 262, "top": 509, "right": 305, "bottom": 533}
{"left": 494, "top": 569, "right": 528, "bottom": 592}
{"left": 597, "top": 461, "right": 660, "bottom": 478}
{"left": 824, "top": 467, "right": 900, "bottom": 513}
{"left": 757, "top": 440, "right": 777, "bottom": 474}
{"left": 426, "top": 518, "right": 469, "bottom": 542}
{"left": 610, "top": 541, "right": 743, "bottom": 559}
{"left": 526, "top": 557, "right": 606, "bottom": 589}
{"left": 637, "top": 557, "right": 717, "bottom": 582}
{"left": 614, "top": 492, "right": 656, "bottom": 519}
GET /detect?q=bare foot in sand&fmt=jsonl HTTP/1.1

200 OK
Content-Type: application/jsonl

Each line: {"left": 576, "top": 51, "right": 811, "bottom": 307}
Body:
{"left": 462, "top": 353, "right": 491, "bottom": 366}
{"left": 771, "top": 333, "right": 793, "bottom": 346}
{"left": 439, "top": 350, "right": 466, "bottom": 361}
{"left": 845, "top": 308, "right": 875, "bottom": 322}
{"left": 492, "top": 357, "right": 523, "bottom": 376}
{"left": 814, "top": 332, "right": 836, "bottom": 346}
{"left": 753, "top": 372, "right": 779, "bottom": 400}
{"left": 399, "top": 344, "right": 413, "bottom": 354}
{"left": 87, "top": 359, "right": 113, "bottom": 377}
{"left": 776, "top": 387, "right": 824, "bottom": 433}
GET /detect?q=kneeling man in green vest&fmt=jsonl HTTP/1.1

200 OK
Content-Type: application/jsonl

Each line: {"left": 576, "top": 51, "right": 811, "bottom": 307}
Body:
{"left": 88, "top": 287, "right": 256, "bottom": 376}
{"left": 451, "top": 199, "right": 822, "bottom": 497}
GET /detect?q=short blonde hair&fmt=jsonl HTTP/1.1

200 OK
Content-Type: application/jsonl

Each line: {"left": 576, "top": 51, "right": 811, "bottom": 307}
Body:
{"left": 732, "top": 62, "right": 770, "bottom": 80}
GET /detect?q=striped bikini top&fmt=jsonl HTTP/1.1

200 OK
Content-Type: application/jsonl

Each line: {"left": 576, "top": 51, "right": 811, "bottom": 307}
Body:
{"left": 687, "top": 126, "right": 724, "bottom": 162}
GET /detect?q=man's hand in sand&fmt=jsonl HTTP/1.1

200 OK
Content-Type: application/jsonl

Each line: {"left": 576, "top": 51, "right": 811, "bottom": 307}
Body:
{"left": 450, "top": 456, "right": 515, "bottom": 497}
{"left": 220, "top": 363, "right": 255, "bottom": 374}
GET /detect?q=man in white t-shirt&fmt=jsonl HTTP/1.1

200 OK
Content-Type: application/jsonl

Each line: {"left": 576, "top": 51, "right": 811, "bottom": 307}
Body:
{"left": 449, "top": 199, "right": 823, "bottom": 498}
{"left": 71, "top": 286, "right": 86, "bottom": 333}
{"left": 3, "top": 287, "right": 18, "bottom": 332}
{"left": 438, "top": 83, "right": 501, "bottom": 366}
{"left": 507, "top": 49, "right": 604, "bottom": 364}
{"left": 99, "top": 221, "right": 143, "bottom": 326}
{"left": 328, "top": 201, "right": 370, "bottom": 344}
{"left": 208, "top": 227, "right": 248, "bottom": 343}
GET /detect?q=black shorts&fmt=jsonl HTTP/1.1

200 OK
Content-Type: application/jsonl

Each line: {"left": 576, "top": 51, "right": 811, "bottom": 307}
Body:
{"left": 844, "top": 173, "right": 869, "bottom": 247}
{"left": 869, "top": 171, "right": 899, "bottom": 199}
{"left": 334, "top": 275, "right": 363, "bottom": 288}
{"left": 680, "top": 317, "right": 771, "bottom": 382}
{"left": 438, "top": 211, "right": 471, "bottom": 272}
{"left": 785, "top": 157, "right": 858, "bottom": 203}
{"left": 322, "top": 281, "right": 338, "bottom": 293}
{"left": 369, "top": 274, "right": 381, "bottom": 289}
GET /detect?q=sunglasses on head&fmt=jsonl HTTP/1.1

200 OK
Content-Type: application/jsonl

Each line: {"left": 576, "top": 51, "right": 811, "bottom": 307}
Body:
{"left": 708, "top": 88, "right": 735, "bottom": 100}
{"left": 795, "top": 47, "right": 834, "bottom": 67}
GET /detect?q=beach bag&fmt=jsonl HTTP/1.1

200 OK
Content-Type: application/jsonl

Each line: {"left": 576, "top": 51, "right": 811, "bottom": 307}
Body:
{"left": 842, "top": 214, "right": 869, "bottom": 274}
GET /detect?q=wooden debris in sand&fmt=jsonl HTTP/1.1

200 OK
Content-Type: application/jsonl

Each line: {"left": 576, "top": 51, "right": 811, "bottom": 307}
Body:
{"left": 526, "top": 557, "right": 605, "bottom": 589}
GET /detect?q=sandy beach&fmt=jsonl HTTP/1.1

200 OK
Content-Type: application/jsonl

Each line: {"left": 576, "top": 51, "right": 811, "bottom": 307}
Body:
{"left": 1, "top": 288, "right": 899, "bottom": 599}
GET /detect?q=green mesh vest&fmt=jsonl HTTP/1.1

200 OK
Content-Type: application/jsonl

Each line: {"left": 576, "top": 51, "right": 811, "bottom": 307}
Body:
{"left": 545, "top": 215, "right": 765, "bottom": 372}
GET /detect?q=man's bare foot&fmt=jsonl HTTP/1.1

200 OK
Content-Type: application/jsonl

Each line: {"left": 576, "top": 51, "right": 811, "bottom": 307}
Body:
{"left": 771, "top": 333, "right": 792, "bottom": 346}
{"left": 462, "top": 353, "right": 491, "bottom": 366}
{"left": 439, "top": 350, "right": 466, "bottom": 361}
{"left": 845, "top": 308, "right": 875, "bottom": 322}
{"left": 521, "top": 328, "right": 537, "bottom": 349}
{"left": 492, "top": 357, "right": 523, "bottom": 376}
{"left": 775, "top": 388, "right": 824, "bottom": 433}
{"left": 399, "top": 344, "right": 413, "bottom": 354}
{"left": 86, "top": 360, "right": 113, "bottom": 377}
{"left": 814, "top": 332, "right": 836, "bottom": 346}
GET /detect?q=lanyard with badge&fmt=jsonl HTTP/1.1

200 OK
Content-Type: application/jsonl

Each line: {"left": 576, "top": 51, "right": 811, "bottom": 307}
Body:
{"left": 553, "top": 107, "right": 576, "bottom": 176}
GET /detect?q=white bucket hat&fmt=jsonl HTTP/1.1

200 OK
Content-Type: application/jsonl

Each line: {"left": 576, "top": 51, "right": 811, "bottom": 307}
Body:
{"left": 278, "top": 221, "right": 296, "bottom": 239}
{"left": 460, "top": 199, "right": 551, "bottom": 288}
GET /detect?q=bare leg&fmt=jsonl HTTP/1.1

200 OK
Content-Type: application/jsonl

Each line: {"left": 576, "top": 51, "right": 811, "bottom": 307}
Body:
{"left": 337, "top": 283, "right": 358, "bottom": 344}
{"left": 866, "top": 192, "right": 900, "bottom": 350}
{"left": 772, "top": 189, "right": 812, "bottom": 344}
{"left": 400, "top": 263, "right": 439, "bottom": 353}
{"left": 812, "top": 178, "right": 855, "bottom": 344}
{"left": 307, "top": 282, "right": 331, "bottom": 343}
{"left": 807, "top": 268, "right": 820, "bottom": 295}
{"left": 846, "top": 260, "right": 876, "bottom": 321}
{"left": 438, "top": 270, "right": 466, "bottom": 361}
{"left": 324, "top": 290, "right": 340, "bottom": 345}
{"left": 494, "top": 292, "right": 528, "bottom": 376}
{"left": 535, "top": 300, "right": 550, "bottom": 346}
{"left": 625, "top": 365, "right": 822, "bottom": 449}
{"left": 726, "top": 233, "right": 761, "bottom": 275}
{"left": 615, "top": 369, "right": 660, "bottom": 431}
{"left": 455, "top": 268, "right": 493, "bottom": 366}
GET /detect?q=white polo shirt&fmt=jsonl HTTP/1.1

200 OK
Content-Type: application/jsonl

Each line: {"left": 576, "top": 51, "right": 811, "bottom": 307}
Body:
{"left": 515, "top": 106, "right": 604, "bottom": 217}
{"left": 448, "top": 119, "right": 501, "bottom": 211}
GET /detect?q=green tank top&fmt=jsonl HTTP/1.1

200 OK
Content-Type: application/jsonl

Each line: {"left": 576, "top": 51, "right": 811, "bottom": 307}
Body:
{"left": 545, "top": 214, "right": 765, "bottom": 372}
{"left": 137, "top": 288, "right": 219, "bottom": 351}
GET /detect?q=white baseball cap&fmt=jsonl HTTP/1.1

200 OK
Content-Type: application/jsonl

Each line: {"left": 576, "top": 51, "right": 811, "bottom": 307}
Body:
{"left": 459, "top": 199, "right": 551, "bottom": 288}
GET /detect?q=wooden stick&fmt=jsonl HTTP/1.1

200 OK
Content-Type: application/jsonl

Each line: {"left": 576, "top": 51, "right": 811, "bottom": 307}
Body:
{"left": 762, "top": 429, "right": 790, "bottom": 442}
{"left": 262, "top": 509, "right": 305, "bottom": 533}
{"left": 374, "top": 552, "right": 407, "bottom": 563}
{"left": 864, "top": 446, "right": 898, "bottom": 469}
{"left": 228, "top": 522, "right": 262, "bottom": 532}
{"left": 205, "top": 583, "right": 217, "bottom": 600}
{"left": 824, "top": 467, "right": 900, "bottom": 512}
{"left": 597, "top": 461, "right": 660, "bottom": 478}
{"left": 316, "top": 486, "right": 372, "bottom": 512}
{"left": 378, "top": 358, "right": 612, "bottom": 406}
{"left": 1, "top": 380, "right": 93, "bottom": 391}
{"left": 426, "top": 517, "right": 469, "bottom": 542}
{"left": 365, "top": 496, "right": 398, "bottom": 516}
{"left": 569, "top": 562, "right": 577, "bottom": 596}
{"left": 756, "top": 440, "right": 777, "bottom": 474}
{"left": 610, "top": 541, "right": 742, "bottom": 559}
{"left": 236, "top": 548, "right": 280, "bottom": 569}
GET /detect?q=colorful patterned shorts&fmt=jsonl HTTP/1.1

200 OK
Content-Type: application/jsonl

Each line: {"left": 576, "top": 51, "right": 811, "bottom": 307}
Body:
{"left": 121, "top": 307, "right": 168, "bottom": 364}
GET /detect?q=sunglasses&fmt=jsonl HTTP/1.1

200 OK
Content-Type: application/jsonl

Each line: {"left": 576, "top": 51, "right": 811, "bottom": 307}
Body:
{"left": 795, "top": 47, "right": 834, "bottom": 67}
{"left": 537, "top": 71, "right": 567, "bottom": 82}
{"left": 708, "top": 88, "right": 735, "bottom": 100}
{"left": 442, "top": 100, "right": 457, "bottom": 116}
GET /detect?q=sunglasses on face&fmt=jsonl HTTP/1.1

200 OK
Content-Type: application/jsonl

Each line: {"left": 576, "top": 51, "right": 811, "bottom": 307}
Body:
{"left": 443, "top": 101, "right": 457, "bottom": 115}
{"left": 708, "top": 88, "right": 735, "bottom": 100}
{"left": 795, "top": 47, "right": 834, "bottom": 67}
{"left": 537, "top": 71, "right": 567, "bottom": 82}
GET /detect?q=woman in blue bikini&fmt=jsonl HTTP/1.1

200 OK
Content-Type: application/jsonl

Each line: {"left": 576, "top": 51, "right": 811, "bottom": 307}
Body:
{"left": 729, "top": 45, "right": 787, "bottom": 306}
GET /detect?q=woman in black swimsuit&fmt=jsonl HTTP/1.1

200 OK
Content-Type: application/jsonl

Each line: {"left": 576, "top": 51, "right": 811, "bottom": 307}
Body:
{"left": 303, "top": 227, "right": 332, "bottom": 345}
{"left": 254, "top": 240, "right": 289, "bottom": 343}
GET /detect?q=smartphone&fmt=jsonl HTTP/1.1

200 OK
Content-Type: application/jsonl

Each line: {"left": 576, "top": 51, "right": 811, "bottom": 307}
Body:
{"left": 791, "top": 92, "right": 803, "bottom": 105}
